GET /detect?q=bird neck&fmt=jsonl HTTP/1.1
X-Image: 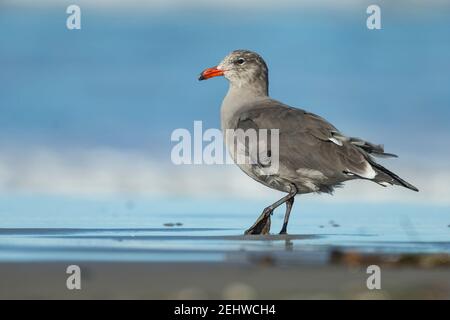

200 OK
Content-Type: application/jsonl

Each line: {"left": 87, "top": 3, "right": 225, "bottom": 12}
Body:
{"left": 230, "top": 72, "right": 269, "bottom": 96}
{"left": 221, "top": 81, "right": 269, "bottom": 130}
{"left": 224, "top": 79, "right": 269, "bottom": 106}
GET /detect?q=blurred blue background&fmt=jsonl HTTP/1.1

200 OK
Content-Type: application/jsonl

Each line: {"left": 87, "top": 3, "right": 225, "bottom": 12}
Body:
{"left": 0, "top": 0, "right": 449, "bottom": 231}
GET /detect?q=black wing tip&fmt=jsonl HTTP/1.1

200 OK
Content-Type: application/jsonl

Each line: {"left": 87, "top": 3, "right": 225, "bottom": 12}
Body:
{"left": 398, "top": 180, "right": 419, "bottom": 192}
{"left": 399, "top": 177, "right": 419, "bottom": 192}
{"left": 369, "top": 160, "right": 419, "bottom": 192}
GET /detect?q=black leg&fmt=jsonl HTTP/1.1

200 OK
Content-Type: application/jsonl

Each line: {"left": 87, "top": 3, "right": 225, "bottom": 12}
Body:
{"left": 244, "top": 184, "right": 297, "bottom": 235}
{"left": 279, "top": 196, "right": 295, "bottom": 234}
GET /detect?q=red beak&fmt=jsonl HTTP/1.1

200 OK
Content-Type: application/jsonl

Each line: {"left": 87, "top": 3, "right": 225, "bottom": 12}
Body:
{"left": 198, "top": 66, "right": 224, "bottom": 81}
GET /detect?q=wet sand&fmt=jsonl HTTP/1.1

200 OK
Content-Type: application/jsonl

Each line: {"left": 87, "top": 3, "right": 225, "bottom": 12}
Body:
{"left": 1, "top": 261, "right": 450, "bottom": 299}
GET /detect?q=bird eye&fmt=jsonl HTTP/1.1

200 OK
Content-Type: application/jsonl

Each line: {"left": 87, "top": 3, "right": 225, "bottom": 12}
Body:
{"left": 236, "top": 58, "right": 245, "bottom": 65}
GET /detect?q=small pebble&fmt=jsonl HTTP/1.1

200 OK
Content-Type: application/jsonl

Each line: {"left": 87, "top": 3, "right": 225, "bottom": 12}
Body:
{"left": 163, "top": 223, "right": 175, "bottom": 227}
{"left": 164, "top": 222, "right": 183, "bottom": 227}
{"left": 222, "top": 283, "right": 257, "bottom": 300}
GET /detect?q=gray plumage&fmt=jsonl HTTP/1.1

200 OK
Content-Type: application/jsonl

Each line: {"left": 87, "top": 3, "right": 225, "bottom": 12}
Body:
{"left": 199, "top": 49, "right": 418, "bottom": 235}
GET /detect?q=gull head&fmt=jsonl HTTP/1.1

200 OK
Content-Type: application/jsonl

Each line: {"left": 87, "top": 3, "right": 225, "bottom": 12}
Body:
{"left": 199, "top": 50, "right": 269, "bottom": 93}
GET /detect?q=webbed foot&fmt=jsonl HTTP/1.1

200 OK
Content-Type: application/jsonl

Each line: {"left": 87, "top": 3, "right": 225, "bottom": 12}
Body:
{"left": 244, "top": 208, "right": 272, "bottom": 235}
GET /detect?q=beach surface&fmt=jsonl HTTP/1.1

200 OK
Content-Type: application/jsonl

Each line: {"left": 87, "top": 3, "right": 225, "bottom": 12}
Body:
{"left": 1, "top": 210, "right": 449, "bottom": 299}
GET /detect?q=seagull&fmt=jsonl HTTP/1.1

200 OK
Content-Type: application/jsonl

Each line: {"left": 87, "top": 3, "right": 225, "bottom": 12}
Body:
{"left": 199, "top": 50, "right": 418, "bottom": 235}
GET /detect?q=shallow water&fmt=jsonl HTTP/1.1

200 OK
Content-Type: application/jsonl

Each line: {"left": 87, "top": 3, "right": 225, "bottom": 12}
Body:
{"left": 0, "top": 196, "right": 449, "bottom": 263}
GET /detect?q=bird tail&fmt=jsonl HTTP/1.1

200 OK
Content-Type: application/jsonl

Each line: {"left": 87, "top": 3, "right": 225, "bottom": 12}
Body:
{"left": 368, "top": 159, "right": 419, "bottom": 192}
